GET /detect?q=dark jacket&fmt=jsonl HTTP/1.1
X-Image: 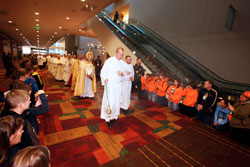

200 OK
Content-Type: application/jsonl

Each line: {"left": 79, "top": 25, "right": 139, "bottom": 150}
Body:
{"left": 133, "top": 64, "right": 145, "bottom": 80}
{"left": 0, "top": 109, "right": 33, "bottom": 150}
{"left": 27, "top": 93, "right": 49, "bottom": 133}
{"left": 32, "top": 72, "right": 44, "bottom": 90}
{"left": 197, "top": 88, "right": 217, "bottom": 111}
{"left": 230, "top": 101, "right": 250, "bottom": 129}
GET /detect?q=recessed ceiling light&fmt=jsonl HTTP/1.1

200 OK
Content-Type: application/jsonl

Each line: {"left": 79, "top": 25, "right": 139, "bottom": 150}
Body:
{"left": 8, "top": 20, "right": 13, "bottom": 24}
{"left": 36, "top": 24, "right": 39, "bottom": 26}
{"left": 37, "top": 34, "right": 39, "bottom": 36}
{"left": 35, "top": 12, "right": 39, "bottom": 15}
{"left": 35, "top": 19, "right": 39, "bottom": 22}
{"left": 15, "top": 28, "right": 19, "bottom": 31}
{"left": 58, "top": 26, "right": 62, "bottom": 29}
{"left": 20, "top": 33, "right": 23, "bottom": 36}
{"left": 81, "top": 0, "right": 86, "bottom": 2}
{"left": 78, "top": 29, "right": 82, "bottom": 32}
{"left": 66, "top": 17, "right": 70, "bottom": 20}
{"left": 54, "top": 32, "right": 57, "bottom": 34}
{"left": 52, "top": 36, "right": 54, "bottom": 38}
{"left": 23, "top": 37, "right": 25, "bottom": 39}
{"left": 85, "top": 4, "right": 88, "bottom": 8}
{"left": 37, "top": 31, "right": 39, "bottom": 33}
{"left": 90, "top": 6, "right": 94, "bottom": 11}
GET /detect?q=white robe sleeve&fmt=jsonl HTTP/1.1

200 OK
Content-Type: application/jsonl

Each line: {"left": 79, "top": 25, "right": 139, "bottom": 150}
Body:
{"left": 100, "top": 59, "right": 110, "bottom": 86}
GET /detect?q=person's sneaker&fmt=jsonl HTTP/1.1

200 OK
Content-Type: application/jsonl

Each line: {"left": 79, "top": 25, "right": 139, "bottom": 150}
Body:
{"left": 110, "top": 119, "right": 116, "bottom": 126}
{"left": 123, "top": 109, "right": 129, "bottom": 115}
{"left": 107, "top": 122, "right": 112, "bottom": 128}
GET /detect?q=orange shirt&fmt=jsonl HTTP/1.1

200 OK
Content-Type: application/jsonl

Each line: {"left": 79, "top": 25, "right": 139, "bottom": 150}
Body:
{"left": 148, "top": 76, "right": 159, "bottom": 93}
{"left": 141, "top": 76, "right": 146, "bottom": 90}
{"left": 182, "top": 87, "right": 198, "bottom": 107}
{"left": 145, "top": 78, "right": 150, "bottom": 91}
{"left": 157, "top": 78, "right": 168, "bottom": 96}
{"left": 167, "top": 85, "right": 183, "bottom": 103}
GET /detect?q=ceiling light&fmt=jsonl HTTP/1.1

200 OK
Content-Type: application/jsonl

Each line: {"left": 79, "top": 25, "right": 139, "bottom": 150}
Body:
{"left": 15, "top": 28, "right": 19, "bottom": 31}
{"left": 37, "top": 31, "right": 39, "bottom": 33}
{"left": 78, "top": 29, "right": 82, "bottom": 32}
{"left": 35, "top": 12, "right": 39, "bottom": 15}
{"left": 36, "top": 24, "right": 39, "bottom": 26}
{"left": 20, "top": 33, "right": 23, "bottom": 36}
{"left": 52, "top": 36, "right": 54, "bottom": 38}
{"left": 8, "top": 20, "right": 13, "bottom": 24}
{"left": 37, "top": 34, "right": 39, "bottom": 36}
{"left": 23, "top": 37, "right": 25, "bottom": 39}
{"left": 66, "top": 17, "right": 70, "bottom": 20}
{"left": 90, "top": 6, "right": 94, "bottom": 11}
{"left": 54, "top": 32, "right": 57, "bottom": 34}
{"left": 58, "top": 26, "right": 62, "bottom": 29}
{"left": 85, "top": 4, "right": 88, "bottom": 8}
{"left": 81, "top": 0, "right": 86, "bottom": 2}
{"left": 35, "top": 19, "right": 39, "bottom": 22}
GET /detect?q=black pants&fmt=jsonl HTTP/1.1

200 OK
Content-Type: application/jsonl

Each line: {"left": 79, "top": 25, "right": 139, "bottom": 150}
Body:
{"left": 132, "top": 79, "right": 141, "bottom": 93}
{"left": 156, "top": 95, "right": 168, "bottom": 106}
{"left": 180, "top": 104, "right": 196, "bottom": 117}
{"left": 195, "top": 109, "right": 212, "bottom": 125}
{"left": 231, "top": 127, "right": 250, "bottom": 145}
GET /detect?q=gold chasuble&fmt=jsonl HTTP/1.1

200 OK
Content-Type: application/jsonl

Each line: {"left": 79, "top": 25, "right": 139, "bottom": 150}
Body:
{"left": 71, "top": 59, "right": 80, "bottom": 91}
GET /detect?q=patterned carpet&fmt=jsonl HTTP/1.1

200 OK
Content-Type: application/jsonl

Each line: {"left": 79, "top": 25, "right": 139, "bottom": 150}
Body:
{"left": 0, "top": 68, "right": 249, "bottom": 167}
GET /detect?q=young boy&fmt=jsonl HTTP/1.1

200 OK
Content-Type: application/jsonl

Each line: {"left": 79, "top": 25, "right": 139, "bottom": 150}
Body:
{"left": 32, "top": 65, "right": 44, "bottom": 90}
{"left": 156, "top": 74, "right": 168, "bottom": 106}
{"left": 213, "top": 99, "right": 230, "bottom": 131}
{"left": 1, "top": 90, "right": 39, "bottom": 150}
{"left": 148, "top": 74, "right": 159, "bottom": 102}
{"left": 25, "top": 67, "right": 39, "bottom": 105}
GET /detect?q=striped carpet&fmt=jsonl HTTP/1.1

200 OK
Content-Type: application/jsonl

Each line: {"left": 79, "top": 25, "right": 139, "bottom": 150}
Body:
{"left": 104, "top": 122, "right": 250, "bottom": 167}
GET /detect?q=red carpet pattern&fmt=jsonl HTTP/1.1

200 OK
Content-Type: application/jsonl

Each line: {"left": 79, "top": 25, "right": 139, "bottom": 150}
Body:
{"left": 36, "top": 69, "right": 192, "bottom": 167}
{"left": 1, "top": 68, "right": 249, "bottom": 167}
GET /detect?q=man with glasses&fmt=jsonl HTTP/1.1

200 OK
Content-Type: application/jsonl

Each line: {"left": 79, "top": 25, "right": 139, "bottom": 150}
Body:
{"left": 121, "top": 55, "right": 134, "bottom": 115}
{"left": 229, "top": 91, "right": 250, "bottom": 145}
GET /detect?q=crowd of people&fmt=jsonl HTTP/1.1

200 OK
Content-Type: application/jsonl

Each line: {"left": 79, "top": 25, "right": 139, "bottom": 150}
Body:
{"left": 0, "top": 54, "right": 50, "bottom": 166}
{"left": 0, "top": 47, "right": 249, "bottom": 166}
{"left": 100, "top": 47, "right": 250, "bottom": 145}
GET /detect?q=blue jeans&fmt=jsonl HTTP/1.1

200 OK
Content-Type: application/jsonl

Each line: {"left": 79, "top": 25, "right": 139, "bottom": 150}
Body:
{"left": 168, "top": 101, "right": 179, "bottom": 111}
{"left": 195, "top": 109, "right": 212, "bottom": 125}
{"left": 149, "top": 92, "right": 157, "bottom": 102}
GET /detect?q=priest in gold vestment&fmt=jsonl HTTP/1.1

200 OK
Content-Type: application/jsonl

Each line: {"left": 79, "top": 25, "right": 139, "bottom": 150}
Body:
{"left": 74, "top": 52, "right": 96, "bottom": 97}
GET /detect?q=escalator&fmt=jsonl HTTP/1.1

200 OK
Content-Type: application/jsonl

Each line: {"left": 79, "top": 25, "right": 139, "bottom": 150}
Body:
{"left": 96, "top": 11, "right": 250, "bottom": 96}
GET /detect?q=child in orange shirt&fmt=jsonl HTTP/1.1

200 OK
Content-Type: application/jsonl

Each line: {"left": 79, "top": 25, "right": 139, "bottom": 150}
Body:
{"left": 180, "top": 82, "right": 198, "bottom": 117}
{"left": 166, "top": 79, "right": 183, "bottom": 111}
{"left": 141, "top": 73, "right": 150, "bottom": 97}
{"left": 156, "top": 74, "right": 168, "bottom": 106}
{"left": 148, "top": 74, "right": 158, "bottom": 102}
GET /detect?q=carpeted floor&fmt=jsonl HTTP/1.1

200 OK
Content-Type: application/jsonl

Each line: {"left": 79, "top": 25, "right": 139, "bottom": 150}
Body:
{"left": 0, "top": 68, "right": 249, "bottom": 167}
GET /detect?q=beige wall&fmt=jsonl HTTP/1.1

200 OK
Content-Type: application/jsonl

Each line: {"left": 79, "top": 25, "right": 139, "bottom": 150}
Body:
{"left": 128, "top": 0, "right": 250, "bottom": 84}
{"left": 87, "top": 15, "right": 151, "bottom": 73}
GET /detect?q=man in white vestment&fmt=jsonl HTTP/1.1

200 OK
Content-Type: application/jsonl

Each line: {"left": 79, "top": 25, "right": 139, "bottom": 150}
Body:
{"left": 55, "top": 55, "right": 63, "bottom": 80}
{"left": 46, "top": 54, "right": 51, "bottom": 71}
{"left": 61, "top": 54, "right": 68, "bottom": 84}
{"left": 120, "top": 55, "right": 134, "bottom": 115}
{"left": 63, "top": 54, "right": 72, "bottom": 86}
{"left": 37, "top": 55, "right": 43, "bottom": 69}
{"left": 51, "top": 55, "right": 57, "bottom": 76}
{"left": 101, "top": 47, "right": 125, "bottom": 128}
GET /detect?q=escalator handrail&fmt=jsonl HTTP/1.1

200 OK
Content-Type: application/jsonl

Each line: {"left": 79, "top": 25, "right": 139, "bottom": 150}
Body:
{"left": 97, "top": 12, "right": 178, "bottom": 80}
{"left": 129, "top": 19, "right": 250, "bottom": 88}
